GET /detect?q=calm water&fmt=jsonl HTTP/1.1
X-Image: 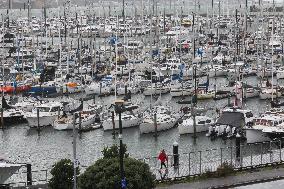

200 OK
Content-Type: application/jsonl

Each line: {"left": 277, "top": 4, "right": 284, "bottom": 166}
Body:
{"left": 0, "top": 75, "right": 274, "bottom": 171}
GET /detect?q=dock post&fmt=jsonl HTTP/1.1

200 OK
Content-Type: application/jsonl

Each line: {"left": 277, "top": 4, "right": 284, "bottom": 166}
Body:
{"left": 154, "top": 113, "right": 158, "bottom": 138}
{"left": 112, "top": 111, "right": 115, "bottom": 138}
{"left": 78, "top": 112, "right": 82, "bottom": 132}
{"left": 99, "top": 82, "right": 102, "bottom": 96}
{"left": 93, "top": 94, "right": 95, "bottom": 104}
{"left": 236, "top": 133, "right": 241, "bottom": 162}
{"left": 124, "top": 85, "right": 127, "bottom": 96}
{"left": 173, "top": 142, "right": 179, "bottom": 167}
{"left": 27, "top": 164, "right": 32, "bottom": 186}
{"left": 37, "top": 108, "right": 40, "bottom": 131}
{"left": 58, "top": 108, "right": 60, "bottom": 118}
{"left": 0, "top": 108, "right": 3, "bottom": 129}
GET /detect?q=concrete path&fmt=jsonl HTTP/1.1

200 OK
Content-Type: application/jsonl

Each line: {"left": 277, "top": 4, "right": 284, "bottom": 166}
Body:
{"left": 156, "top": 167, "right": 284, "bottom": 189}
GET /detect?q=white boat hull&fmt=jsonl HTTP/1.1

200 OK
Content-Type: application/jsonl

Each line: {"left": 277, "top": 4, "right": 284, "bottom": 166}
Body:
{"left": 26, "top": 116, "right": 57, "bottom": 127}
{"left": 277, "top": 72, "right": 284, "bottom": 79}
{"left": 139, "top": 118, "right": 177, "bottom": 134}
{"left": 103, "top": 117, "right": 142, "bottom": 131}
{"left": 170, "top": 90, "right": 192, "bottom": 97}
{"left": 143, "top": 88, "right": 170, "bottom": 96}
{"left": 245, "top": 128, "right": 270, "bottom": 143}
{"left": 54, "top": 113, "right": 98, "bottom": 130}
{"left": 178, "top": 123, "right": 211, "bottom": 134}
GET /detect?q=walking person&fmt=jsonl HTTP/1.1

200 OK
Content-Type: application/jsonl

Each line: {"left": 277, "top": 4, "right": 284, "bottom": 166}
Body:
{"left": 158, "top": 149, "right": 168, "bottom": 169}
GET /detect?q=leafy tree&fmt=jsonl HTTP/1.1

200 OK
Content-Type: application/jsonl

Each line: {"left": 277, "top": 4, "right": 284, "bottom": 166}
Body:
{"left": 49, "top": 159, "right": 80, "bottom": 189}
{"left": 101, "top": 144, "right": 129, "bottom": 159}
{"left": 78, "top": 144, "right": 155, "bottom": 189}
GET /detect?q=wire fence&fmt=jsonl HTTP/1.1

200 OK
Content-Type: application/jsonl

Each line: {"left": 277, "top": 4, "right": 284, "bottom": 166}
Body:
{"left": 4, "top": 140, "right": 284, "bottom": 186}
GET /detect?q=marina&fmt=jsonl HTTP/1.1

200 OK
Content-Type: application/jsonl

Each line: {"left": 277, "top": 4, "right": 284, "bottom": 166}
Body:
{"left": 2, "top": 0, "right": 284, "bottom": 187}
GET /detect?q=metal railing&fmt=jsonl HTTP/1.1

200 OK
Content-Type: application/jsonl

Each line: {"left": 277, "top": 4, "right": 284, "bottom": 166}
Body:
{"left": 139, "top": 140, "right": 284, "bottom": 180}
{"left": 5, "top": 166, "right": 50, "bottom": 187}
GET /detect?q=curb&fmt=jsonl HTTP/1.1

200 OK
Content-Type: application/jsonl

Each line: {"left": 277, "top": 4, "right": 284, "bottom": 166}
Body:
{"left": 210, "top": 175, "right": 284, "bottom": 189}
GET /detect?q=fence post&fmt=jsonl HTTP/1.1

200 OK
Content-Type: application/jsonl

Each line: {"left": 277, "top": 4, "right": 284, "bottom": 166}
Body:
{"left": 230, "top": 146, "right": 233, "bottom": 166}
{"left": 173, "top": 142, "right": 179, "bottom": 167}
{"left": 220, "top": 148, "right": 223, "bottom": 165}
{"left": 240, "top": 144, "right": 243, "bottom": 168}
{"left": 270, "top": 141, "right": 273, "bottom": 163}
{"left": 188, "top": 152, "right": 191, "bottom": 176}
{"left": 261, "top": 143, "right": 263, "bottom": 165}
{"left": 250, "top": 144, "right": 253, "bottom": 167}
{"left": 27, "top": 164, "right": 32, "bottom": 186}
{"left": 236, "top": 134, "right": 241, "bottom": 162}
{"left": 199, "top": 151, "right": 202, "bottom": 175}
{"left": 45, "top": 170, "right": 48, "bottom": 182}
{"left": 280, "top": 139, "right": 282, "bottom": 162}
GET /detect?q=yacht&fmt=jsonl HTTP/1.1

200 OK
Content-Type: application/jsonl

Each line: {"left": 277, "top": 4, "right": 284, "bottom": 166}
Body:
{"left": 1, "top": 97, "right": 26, "bottom": 125}
{"left": 170, "top": 81, "right": 193, "bottom": 97}
{"left": 143, "top": 83, "right": 170, "bottom": 96}
{"left": 197, "top": 89, "right": 215, "bottom": 100}
{"left": 102, "top": 113, "right": 142, "bottom": 131}
{"left": 24, "top": 102, "right": 63, "bottom": 128}
{"left": 139, "top": 106, "right": 180, "bottom": 134}
{"left": 85, "top": 82, "right": 112, "bottom": 95}
{"left": 207, "top": 107, "right": 254, "bottom": 138}
{"left": 54, "top": 109, "right": 100, "bottom": 131}
{"left": 276, "top": 66, "right": 284, "bottom": 80}
{"left": 259, "top": 88, "right": 281, "bottom": 100}
{"left": 140, "top": 113, "right": 178, "bottom": 134}
{"left": 178, "top": 114, "right": 214, "bottom": 134}
{"left": 246, "top": 114, "right": 284, "bottom": 143}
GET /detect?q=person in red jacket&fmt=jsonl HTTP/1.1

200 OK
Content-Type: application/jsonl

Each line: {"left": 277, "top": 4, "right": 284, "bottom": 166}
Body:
{"left": 158, "top": 149, "right": 168, "bottom": 169}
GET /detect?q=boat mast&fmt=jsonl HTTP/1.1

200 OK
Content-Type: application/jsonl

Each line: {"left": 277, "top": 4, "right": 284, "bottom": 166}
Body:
{"left": 115, "top": 14, "right": 118, "bottom": 101}
{"left": 271, "top": 2, "right": 275, "bottom": 101}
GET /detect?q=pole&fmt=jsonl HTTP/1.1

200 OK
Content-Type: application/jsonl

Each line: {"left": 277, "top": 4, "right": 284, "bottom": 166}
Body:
{"left": 112, "top": 111, "right": 115, "bottom": 138}
{"left": 154, "top": 112, "right": 158, "bottom": 137}
{"left": 0, "top": 108, "right": 3, "bottom": 129}
{"left": 173, "top": 142, "right": 179, "bottom": 167}
{"left": 37, "top": 108, "right": 39, "bottom": 130}
{"left": 73, "top": 114, "right": 77, "bottom": 189}
{"left": 236, "top": 133, "right": 241, "bottom": 162}
{"left": 192, "top": 66, "right": 197, "bottom": 139}
{"left": 27, "top": 164, "right": 32, "bottom": 185}
{"left": 118, "top": 106, "right": 125, "bottom": 188}
{"left": 78, "top": 112, "right": 82, "bottom": 132}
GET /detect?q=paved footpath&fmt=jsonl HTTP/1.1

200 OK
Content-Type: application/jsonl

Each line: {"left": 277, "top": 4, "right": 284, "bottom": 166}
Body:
{"left": 156, "top": 167, "right": 284, "bottom": 189}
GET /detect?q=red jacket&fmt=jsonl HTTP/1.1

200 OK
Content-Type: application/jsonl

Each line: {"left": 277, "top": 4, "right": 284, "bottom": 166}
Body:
{"left": 158, "top": 152, "right": 168, "bottom": 163}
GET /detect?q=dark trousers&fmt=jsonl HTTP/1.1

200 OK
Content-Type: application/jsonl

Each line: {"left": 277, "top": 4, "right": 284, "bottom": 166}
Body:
{"left": 160, "top": 161, "right": 167, "bottom": 169}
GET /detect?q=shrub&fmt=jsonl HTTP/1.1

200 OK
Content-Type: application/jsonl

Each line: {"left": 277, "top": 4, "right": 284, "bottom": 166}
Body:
{"left": 200, "top": 168, "right": 214, "bottom": 179}
{"left": 216, "top": 162, "right": 235, "bottom": 177}
{"left": 49, "top": 159, "right": 80, "bottom": 189}
{"left": 102, "top": 144, "right": 129, "bottom": 159}
{"left": 78, "top": 144, "right": 155, "bottom": 189}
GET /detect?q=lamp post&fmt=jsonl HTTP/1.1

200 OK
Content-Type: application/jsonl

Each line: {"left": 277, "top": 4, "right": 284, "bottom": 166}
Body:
{"left": 114, "top": 99, "right": 126, "bottom": 188}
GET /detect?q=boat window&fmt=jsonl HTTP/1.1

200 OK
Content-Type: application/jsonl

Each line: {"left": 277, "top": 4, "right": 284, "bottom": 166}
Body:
{"left": 198, "top": 121, "right": 205, "bottom": 124}
{"left": 37, "top": 107, "right": 50, "bottom": 112}
{"left": 245, "top": 112, "right": 253, "bottom": 118}
{"left": 206, "top": 120, "right": 211, "bottom": 123}
{"left": 50, "top": 106, "right": 60, "bottom": 112}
